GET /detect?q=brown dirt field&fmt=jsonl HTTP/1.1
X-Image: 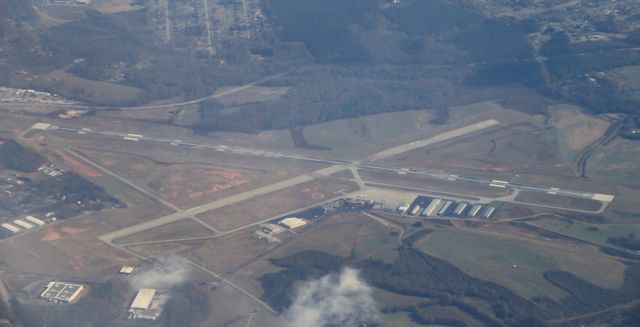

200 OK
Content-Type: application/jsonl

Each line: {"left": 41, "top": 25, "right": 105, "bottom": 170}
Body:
{"left": 112, "top": 218, "right": 214, "bottom": 245}
{"left": 197, "top": 179, "right": 358, "bottom": 231}
{"left": 80, "top": 148, "right": 326, "bottom": 209}
{"left": 57, "top": 150, "right": 103, "bottom": 177}
{"left": 155, "top": 164, "right": 251, "bottom": 207}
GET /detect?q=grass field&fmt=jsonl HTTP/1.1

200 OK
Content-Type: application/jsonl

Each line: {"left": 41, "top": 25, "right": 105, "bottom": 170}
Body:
{"left": 360, "top": 170, "right": 508, "bottom": 198}
{"left": 528, "top": 215, "right": 640, "bottom": 249}
{"left": 609, "top": 65, "right": 640, "bottom": 100}
{"left": 227, "top": 213, "right": 401, "bottom": 299}
{"left": 81, "top": 149, "right": 309, "bottom": 209}
{"left": 588, "top": 138, "right": 640, "bottom": 186}
{"left": 0, "top": 215, "right": 135, "bottom": 277}
{"left": 214, "top": 86, "right": 290, "bottom": 106}
{"left": 415, "top": 229, "right": 627, "bottom": 299}
{"left": 302, "top": 109, "right": 436, "bottom": 158}
{"left": 547, "top": 104, "right": 610, "bottom": 162}
{"left": 42, "top": 70, "right": 143, "bottom": 105}
{"left": 377, "top": 102, "right": 608, "bottom": 178}
{"left": 112, "top": 218, "right": 213, "bottom": 245}
{"left": 197, "top": 179, "right": 358, "bottom": 231}
{"left": 514, "top": 190, "right": 603, "bottom": 212}
{"left": 378, "top": 312, "right": 424, "bottom": 327}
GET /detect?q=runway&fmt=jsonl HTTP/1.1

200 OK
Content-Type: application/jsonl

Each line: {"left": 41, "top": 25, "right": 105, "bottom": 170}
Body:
{"left": 33, "top": 121, "right": 615, "bottom": 209}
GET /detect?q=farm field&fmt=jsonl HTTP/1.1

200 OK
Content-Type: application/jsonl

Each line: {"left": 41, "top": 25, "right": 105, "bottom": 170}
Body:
{"left": 415, "top": 228, "right": 627, "bottom": 299}
{"left": 526, "top": 215, "right": 640, "bottom": 249}
{"left": 609, "top": 65, "right": 640, "bottom": 100}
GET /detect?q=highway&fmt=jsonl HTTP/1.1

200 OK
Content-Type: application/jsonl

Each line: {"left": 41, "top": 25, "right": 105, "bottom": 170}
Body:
{"left": 37, "top": 120, "right": 614, "bottom": 206}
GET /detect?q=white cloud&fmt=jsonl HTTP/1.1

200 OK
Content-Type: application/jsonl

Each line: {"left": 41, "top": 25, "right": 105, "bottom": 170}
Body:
{"left": 283, "top": 268, "right": 379, "bottom": 327}
{"left": 130, "top": 256, "right": 190, "bottom": 290}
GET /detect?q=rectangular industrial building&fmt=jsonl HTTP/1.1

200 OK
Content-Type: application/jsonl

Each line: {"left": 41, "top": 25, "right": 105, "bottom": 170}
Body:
{"left": 468, "top": 204, "right": 483, "bottom": 217}
{"left": 279, "top": 217, "right": 307, "bottom": 229}
{"left": 131, "top": 289, "right": 156, "bottom": 310}
{"left": 396, "top": 204, "right": 409, "bottom": 214}
{"left": 421, "top": 199, "right": 442, "bottom": 217}
{"left": 13, "top": 219, "right": 34, "bottom": 230}
{"left": 41, "top": 282, "right": 84, "bottom": 304}
{"left": 453, "top": 202, "right": 469, "bottom": 216}
{"left": 409, "top": 205, "right": 421, "bottom": 216}
{"left": 438, "top": 201, "right": 454, "bottom": 216}
{"left": 120, "top": 266, "right": 135, "bottom": 275}
{"left": 25, "top": 215, "right": 46, "bottom": 226}
{"left": 1, "top": 223, "right": 21, "bottom": 234}
{"left": 482, "top": 207, "right": 496, "bottom": 218}
{"left": 129, "top": 289, "right": 165, "bottom": 321}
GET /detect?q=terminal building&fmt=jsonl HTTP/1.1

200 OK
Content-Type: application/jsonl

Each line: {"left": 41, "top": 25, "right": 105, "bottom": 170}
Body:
{"left": 129, "top": 288, "right": 167, "bottom": 320}
{"left": 41, "top": 281, "right": 85, "bottom": 304}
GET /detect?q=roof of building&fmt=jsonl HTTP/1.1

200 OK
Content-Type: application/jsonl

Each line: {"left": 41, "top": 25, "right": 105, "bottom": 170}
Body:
{"left": 13, "top": 219, "right": 34, "bottom": 229}
{"left": 1, "top": 223, "right": 21, "bottom": 234}
{"left": 131, "top": 289, "right": 156, "bottom": 310}
{"left": 25, "top": 215, "right": 46, "bottom": 226}
{"left": 120, "top": 266, "right": 135, "bottom": 274}
{"left": 279, "top": 217, "right": 307, "bottom": 229}
{"left": 41, "top": 282, "right": 84, "bottom": 303}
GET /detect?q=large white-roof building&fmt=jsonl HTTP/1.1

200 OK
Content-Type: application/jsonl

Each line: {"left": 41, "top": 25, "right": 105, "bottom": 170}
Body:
{"left": 41, "top": 281, "right": 85, "bottom": 304}
{"left": 1, "top": 223, "right": 21, "bottom": 234}
{"left": 278, "top": 217, "right": 307, "bottom": 229}
{"left": 129, "top": 288, "right": 165, "bottom": 321}
{"left": 25, "top": 215, "right": 46, "bottom": 226}
{"left": 13, "top": 219, "right": 34, "bottom": 230}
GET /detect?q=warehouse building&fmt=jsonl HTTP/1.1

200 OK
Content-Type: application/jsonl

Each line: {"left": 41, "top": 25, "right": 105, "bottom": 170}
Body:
{"left": 438, "top": 200, "right": 454, "bottom": 216}
{"left": 468, "top": 204, "right": 483, "bottom": 217}
{"left": 41, "top": 281, "right": 84, "bottom": 304}
{"left": 453, "top": 202, "right": 469, "bottom": 216}
{"left": 396, "top": 204, "right": 410, "bottom": 214}
{"left": 279, "top": 217, "right": 307, "bottom": 229}
{"left": 421, "top": 199, "right": 442, "bottom": 217}
{"left": 482, "top": 207, "right": 496, "bottom": 218}
{"left": 13, "top": 219, "right": 34, "bottom": 230}
{"left": 129, "top": 289, "right": 166, "bottom": 320}
{"left": 1, "top": 223, "right": 21, "bottom": 234}
{"left": 409, "top": 205, "right": 421, "bottom": 216}
{"left": 25, "top": 215, "right": 46, "bottom": 226}
{"left": 119, "top": 266, "right": 135, "bottom": 275}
